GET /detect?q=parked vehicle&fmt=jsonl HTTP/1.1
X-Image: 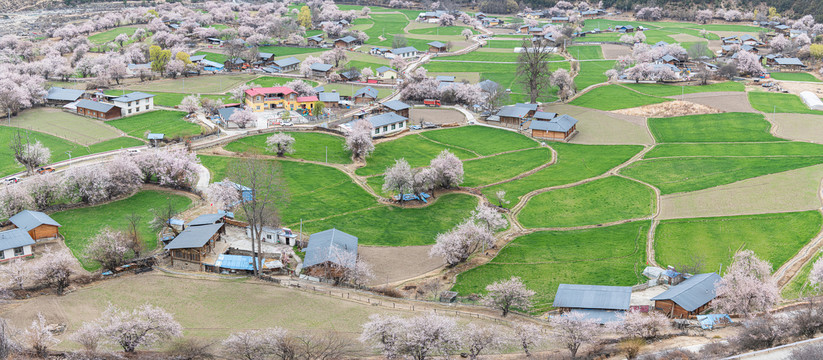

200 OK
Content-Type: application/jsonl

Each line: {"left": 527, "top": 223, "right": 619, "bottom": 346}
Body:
{"left": 282, "top": 122, "right": 294, "bottom": 126}
{"left": 5, "top": 177, "right": 19, "bottom": 184}
{"left": 410, "top": 125, "right": 422, "bottom": 130}
{"left": 36, "top": 167, "right": 54, "bottom": 174}
{"left": 422, "top": 122, "right": 437, "bottom": 129}
{"left": 127, "top": 149, "right": 141, "bottom": 154}
{"left": 423, "top": 99, "right": 441, "bottom": 107}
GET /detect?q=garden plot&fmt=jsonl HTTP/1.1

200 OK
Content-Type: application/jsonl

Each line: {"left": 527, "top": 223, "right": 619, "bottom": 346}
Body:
{"left": 10, "top": 108, "right": 122, "bottom": 145}
{"left": 462, "top": 148, "right": 551, "bottom": 188}
{"left": 625, "top": 82, "right": 744, "bottom": 97}
{"left": 224, "top": 132, "right": 352, "bottom": 164}
{"left": 452, "top": 221, "right": 649, "bottom": 313}
{"left": 748, "top": 92, "right": 822, "bottom": 114}
{"left": 518, "top": 176, "right": 655, "bottom": 228}
{"left": 659, "top": 164, "right": 823, "bottom": 220}
{"left": 359, "top": 245, "right": 444, "bottom": 285}
{"left": 772, "top": 114, "right": 823, "bottom": 144}
{"left": 655, "top": 211, "right": 822, "bottom": 274}
{"left": 670, "top": 92, "right": 757, "bottom": 113}
{"left": 648, "top": 112, "right": 781, "bottom": 143}
{"left": 419, "top": 125, "right": 538, "bottom": 156}
{"left": 106, "top": 110, "right": 204, "bottom": 139}
{"left": 570, "top": 85, "right": 671, "bottom": 111}
{"left": 552, "top": 104, "right": 653, "bottom": 145}
{"left": 601, "top": 44, "right": 632, "bottom": 59}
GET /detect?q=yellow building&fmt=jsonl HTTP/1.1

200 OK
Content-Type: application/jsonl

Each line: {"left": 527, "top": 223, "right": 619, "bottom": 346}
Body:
{"left": 244, "top": 86, "right": 321, "bottom": 114}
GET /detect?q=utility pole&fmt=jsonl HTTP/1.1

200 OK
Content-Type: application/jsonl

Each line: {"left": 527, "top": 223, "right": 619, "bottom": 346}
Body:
{"left": 65, "top": 151, "right": 72, "bottom": 168}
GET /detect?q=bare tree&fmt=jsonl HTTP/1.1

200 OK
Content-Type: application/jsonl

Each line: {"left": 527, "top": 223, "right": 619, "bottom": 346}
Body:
{"left": 295, "top": 331, "right": 361, "bottom": 360}
{"left": 152, "top": 199, "right": 182, "bottom": 236}
{"left": 229, "top": 157, "right": 288, "bottom": 276}
{"left": 0, "top": 318, "right": 19, "bottom": 359}
{"left": 517, "top": 39, "right": 553, "bottom": 103}
{"left": 10, "top": 131, "right": 51, "bottom": 175}
{"left": 125, "top": 210, "right": 143, "bottom": 258}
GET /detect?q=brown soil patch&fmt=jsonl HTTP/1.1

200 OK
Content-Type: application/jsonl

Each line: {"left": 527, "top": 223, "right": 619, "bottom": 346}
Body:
{"left": 707, "top": 39, "right": 723, "bottom": 52}
{"left": 614, "top": 100, "right": 722, "bottom": 118}
{"left": 772, "top": 113, "right": 823, "bottom": 144}
{"left": 601, "top": 43, "right": 632, "bottom": 59}
{"left": 551, "top": 104, "right": 653, "bottom": 145}
{"left": 358, "top": 245, "right": 445, "bottom": 286}
{"left": 665, "top": 92, "right": 757, "bottom": 113}
{"left": 659, "top": 164, "right": 823, "bottom": 220}
{"left": 774, "top": 81, "right": 823, "bottom": 96}
{"left": 408, "top": 108, "right": 467, "bottom": 126}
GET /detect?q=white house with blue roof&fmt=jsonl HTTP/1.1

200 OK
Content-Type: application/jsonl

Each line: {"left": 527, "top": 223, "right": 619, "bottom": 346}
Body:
{"left": 112, "top": 92, "right": 155, "bottom": 117}
{"left": 0, "top": 229, "right": 35, "bottom": 261}
{"left": 365, "top": 112, "right": 408, "bottom": 137}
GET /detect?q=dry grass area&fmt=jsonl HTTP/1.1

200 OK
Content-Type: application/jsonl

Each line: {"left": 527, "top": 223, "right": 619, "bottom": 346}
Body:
{"left": 359, "top": 245, "right": 444, "bottom": 285}
{"left": 408, "top": 108, "right": 467, "bottom": 125}
{"left": 600, "top": 44, "right": 631, "bottom": 59}
{"left": 772, "top": 113, "right": 823, "bottom": 144}
{"left": 659, "top": 164, "right": 823, "bottom": 219}
{"left": 665, "top": 92, "right": 757, "bottom": 113}
{"left": 777, "top": 81, "right": 823, "bottom": 96}
{"left": 668, "top": 33, "right": 704, "bottom": 43}
{"left": 614, "top": 100, "right": 722, "bottom": 118}
{"left": 553, "top": 104, "right": 653, "bottom": 145}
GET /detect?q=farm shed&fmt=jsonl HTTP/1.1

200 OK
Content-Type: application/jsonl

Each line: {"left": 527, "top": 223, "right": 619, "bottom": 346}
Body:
{"left": 367, "top": 112, "right": 408, "bottom": 137}
{"left": 381, "top": 100, "right": 411, "bottom": 117}
{"left": 76, "top": 99, "right": 121, "bottom": 120}
{"left": 303, "top": 228, "right": 358, "bottom": 278}
{"left": 334, "top": 36, "right": 359, "bottom": 48}
{"left": 217, "top": 107, "right": 237, "bottom": 124}
{"left": 375, "top": 66, "right": 398, "bottom": 80}
{"left": 495, "top": 105, "right": 531, "bottom": 127}
{"left": 533, "top": 111, "right": 557, "bottom": 121}
{"left": 340, "top": 69, "right": 361, "bottom": 81}
{"left": 186, "top": 213, "right": 226, "bottom": 228}
{"left": 435, "top": 75, "right": 455, "bottom": 83}
{"left": 318, "top": 92, "right": 341, "bottom": 108}
{"left": 651, "top": 273, "right": 721, "bottom": 318}
{"left": 45, "top": 87, "right": 85, "bottom": 105}
{"left": 353, "top": 86, "right": 379, "bottom": 104}
{"left": 189, "top": 55, "right": 206, "bottom": 63}
{"left": 310, "top": 63, "right": 333, "bottom": 78}
{"left": 773, "top": 57, "right": 805, "bottom": 70}
{"left": 0, "top": 229, "right": 34, "bottom": 261}
{"left": 553, "top": 284, "right": 632, "bottom": 324}
{"left": 272, "top": 57, "right": 300, "bottom": 73}
{"left": 256, "top": 52, "right": 275, "bottom": 66}
{"left": 427, "top": 41, "right": 447, "bottom": 53}
{"left": 307, "top": 35, "right": 324, "bottom": 46}
{"left": 201, "top": 59, "right": 224, "bottom": 71}
{"left": 206, "top": 254, "right": 281, "bottom": 274}
{"left": 800, "top": 91, "right": 823, "bottom": 111}
{"left": 529, "top": 114, "right": 578, "bottom": 141}
{"left": 164, "top": 223, "right": 225, "bottom": 269}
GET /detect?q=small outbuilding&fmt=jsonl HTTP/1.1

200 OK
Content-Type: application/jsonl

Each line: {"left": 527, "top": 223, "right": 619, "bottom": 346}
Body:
{"left": 272, "top": 57, "right": 301, "bottom": 73}
{"left": 334, "top": 36, "right": 359, "bottom": 48}
{"left": 45, "top": 87, "right": 85, "bottom": 105}
{"left": 353, "top": 86, "right": 379, "bottom": 104}
{"left": 381, "top": 100, "right": 411, "bottom": 117}
{"left": 495, "top": 105, "right": 531, "bottom": 127}
{"left": 0, "top": 229, "right": 35, "bottom": 261}
{"left": 303, "top": 228, "right": 358, "bottom": 278}
{"left": 9, "top": 210, "right": 62, "bottom": 241}
{"left": 553, "top": 284, "right": 632, "bottom": 324}
{"left": 76, "top": 99, "right": 121, "bottom": 120}
{"left": 651, "top": 273, "right": 721, "bottom": 318}
{"left": 164, "top": 223, "right": 225, "bottom": 269}
{"left": 427, "top": 41, "right": 448, "bottom": 53}
{"left": 529, "top": 114, "right": 578, "bottom": 141}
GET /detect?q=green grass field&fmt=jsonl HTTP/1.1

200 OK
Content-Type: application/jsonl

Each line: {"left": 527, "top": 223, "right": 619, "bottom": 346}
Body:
{"left": 223, "top": 132, "right": 352, "bottom": 164}
{"left": 768, "top": 72, "right": 821, "bottom": 82}
{"left": 567, "top": 45, "right": 603, "bottom": 60}
{"left": 624, "top": 81, "right": 744, "bottom": 97}
{"left": 646, "top": 142, "right": 823, "bottom": 158}
{"left": 483, "top": 143, "right": 643, "bottom": 204}
{"left": 355, "top": 135, "right": 476, "bottom": 176}
{"left": 485, "top": 39, "right": 524, "bottom": 49}
{"left": 125, "top": 74, "right": 258, "bottom": 94}
{"left": 106, "top": 110, "right": 203, "bottom": 139}
{"left": 655, "top": 211, "right": 822, "bottom": 274}
{"left": 574, "top": 60, "right": 616, "bottom": 90}
{"left": 432, "top": 52, "right": 564, "bottom": 63}
{"left": 419, "top": 126, "right": 538, "bottom": 156}
{"left": 518, "top": 176, "right": 655, "bottom": 228}
{"left": 85, "top": 137, "right": 145, "bottom": 153}
{"left": 462, "top": 148, "right": 550, "bottom": 187}
{"left": 10, "top": 108, "right": 122, "bottom": 145}
{"left": 570, "top": 85, "right": 670, "bottom": 111}
{"left": 51, "top": 190, "right": 192, "bottom": 270}
{"left": 621, "top": 157, "right": 823, "bottom": 194}
{"left": 193, "top": 51, "right": 228, "bottom": 64}
{"left": 104, "top": 90, "right": 232, "bottom": 108}
{"left": 649, "top": 113, "right": 782, "bottom": 143}
{"left": 407, "top": 25, "right": 475, "bottom": 35}
{"left": 453, "top": 221, "right": 649, "bottom": 312}
{"left": 88, "top": 26, "right": 140, "bottom": 44}
{"left": 783, "top": 251, "right": 823, "bottom": 299}
{"left": 748, "top": 92, "right": 821, "bottom": 114}
{"left": 257, "top": 46, "right": 326, "bottom": 57}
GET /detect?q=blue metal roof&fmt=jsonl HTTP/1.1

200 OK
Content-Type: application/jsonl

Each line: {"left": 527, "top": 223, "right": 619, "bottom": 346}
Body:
{"left": 367, "top": 112, "right": 407, "bottom": 128}
{"left": 10, "top": 210, "right": 61, "bottom": 231}
{"left": 147, "top": 133, "right": 164, "bottom": 140}
{"left": 0, "top": 228, "right": 34, "bottom": 251}
{"left": 46, "top": 87, "right": 85, "bottom": 101}
{"left": 112, "top": 92, "right": 155, "bottom": 103}
{"left": 213, "top": 254, "right": 260, "bottom": 271}
{"left": 553, "top": 284, "right": 632, "bottom": 310}
{"left": 303, "top": 228, "right": 358, "bottom": 268}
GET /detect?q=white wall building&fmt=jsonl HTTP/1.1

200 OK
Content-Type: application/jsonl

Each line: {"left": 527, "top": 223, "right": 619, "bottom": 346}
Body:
{"left": 112, "top": 92, "right": 155, "bottom": 117}
{"left": 0, "top": 229, "right": 34, "bottom": 262}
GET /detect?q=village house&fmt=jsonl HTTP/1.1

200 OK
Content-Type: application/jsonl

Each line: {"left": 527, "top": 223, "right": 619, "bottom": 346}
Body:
{"left": 533, "top": 111, "right": 557, "bottom": 121}
{"left": 427, "top": 41, "right": 448, "bottom": 53}
{"left": 295, "top": 95, "right": 319, "bottom": 112}
{"left": 165, "top": 223, "right": 225, "bottom": 270}
{"left": 518, "top": 24, "right": 529, "bottom": 33}
{"left": 307, "top": 35, "right": 324, "bottom": 46}
{"left": 772, "top": 57, "right": 805, "bottom": 71}
{"left": 271, "top": 57, "right": 300, "bottom": 73}
{"left": 224, "top": 58, "right": 247, "bottom": 70}
{"left": 245, "top": 86, "right": 297, "bottom": 112}
{"left": 0, "top": 229, "right": 34, "bottom": 262}
{"left": 514, "top": 103, "right": 538, "bottom": 117}
{"left": 388, "top": 46, "right": 420, "bottom": 60}
{"left": 553, "top": 284, "right": 632, "bottom": 324}
{"left": 334, "top": 36, "right": 359, "bottom": 48}
{"left": 551, "top": 16, "right": 569, "bottom": 23}
{"left": 255, "top": 52, "right": 275, "bottom": 67}
{"left": 246, "top": 226, "right": 299, "bottom": 247}
{"left": 9, "top": 210, "right": 61, "bottom": 241}
{"left": 529, "top": 114, "right": 578, "bottom": 141}
{"left": 303, "top": 228, "right": 359, "bottom": 279}
{"left": 189, "top": 54, "right": 206, "bottom": 63}
{"left": 616, "top": 25, "right": 635, "bottom": 33}
{"left": 318, "top": 92, "right": 341, "bottom": 108}
{"left": 112, "top": 92, "right": 155, "bottom": 117}
{"left": 489, "top": 105, "right": 531, "bottom": 127}
{"left": 418, "top": 10, "right": 447, "bottom": 22}
{"left": 482, "top": 18, "right": 501, "bottom": 27}
{"left": 375, "top": 66, "right": 398, "bottom": 81}
{"left": 353, "top": 86, "right": 379, "bottom": 104}
{"left": 76, "top": 99, "right": 121, "bottom": 120}
{"left": 381, "top": 100, "right": 411, "bottom": 118}
{"left": 367, "top": 112, "right": 408, "bottom": 137}
{"left": 475, "top": 12, "right": 486, "bottom": 19}
{"left": 651, "top": 273, "right": 721, "bottom": 318}
{"left": 44, "top": 87, "right": 85, "bottom": 106}
{"left": 581, "top": 9, "right": 602, "bottom": 18}
{"left": 310, "top": 63, "right": 334, "bottom": 78}
{"left": 207, "top": 37, "right": 224, "bottom": 46}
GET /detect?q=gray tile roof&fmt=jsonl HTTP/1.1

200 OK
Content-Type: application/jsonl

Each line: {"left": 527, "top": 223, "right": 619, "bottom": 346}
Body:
{"left": 308, "top": 35, "right": 324, "bottom": 42}
{"left": 0, "top": 229, "right": 34, "bottom": 251}
{"left": 9, "top": 210, "right": 61, "bottom": 231}
{"left": 382, "top": 100, "right": 410, "bottom": 111}
{"left": 337, "top": 35, "right": 357, "bottom": 44}
{"left": 46, "top": 87, "right": 85, "bottom": 102}
{"left": 113, "top": 92, "right": 155, "bottom": 103}
{"left": 367, "top": 112, "right": 407, "bottom": 128}
{"left": 303, "top": 228, "right": 358, "bottom": 268}
{"left": 259, "top": 52, "right": 274, "bottom": 59}
{"left": 187, "top": 213, "right": 225, "bottom": 227}
{"left": 376, "top": 66, "right": 394, "bottom": 74}
{"left": 340, "top": 69, "right": 361, "bottom": 80}
{"left": 310, "top": 63, "right": 333, "bottom": 72}
{"left": 435, "top": 75, "right": 455, "bottom": 82}
{"left": 318, "top": 92, "right": 340, "bottom": 102}
{"left": 660, "top": 54, "right": 677, "bottom": 62}
{"left": 189, "top": 55, "right": 206, "bottom": 62}
{"left": 428, "top": 41, "right": 446, "bottom": 48}
{"left": 651, "top": 273, "right": 721, "bottom": 312}
{"left": 273, "top": 57, "right": 300, "bottom": 67}
{"left": 217, "top": 107, "right": 237, "bottom": 120}
{"left": 496, "top": 105, "right": 530, "bottom": 119}
{"left": 75, "top": 99, "right": 118, "bottom": 113}
{"left": 391, "top": 46, "right": 419, "bottom": 55}
{"left": 354, "top": 86, "right": 378, "bottom": 99}
{"left": 553, "top": 284, "right": 632, "bottom": 310}
{"left": 533, "top": 111, "right": 557, "bottom": 120}
{"left": 515, "top": 103, "right": 538, "bottom": 111}
{"left": 529, "top": 114, "right": 578, "bottom": 132}
{"left": 164, "top": 223, "right": 223, "bottom": 250}
{"left": 775, "top": 57, "right": 804, "bottom": 66}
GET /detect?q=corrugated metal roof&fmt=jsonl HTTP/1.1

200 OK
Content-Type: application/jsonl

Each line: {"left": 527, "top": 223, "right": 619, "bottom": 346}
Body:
{"left": 213, "top": 254, "right": 258, "bottom": 271}
{"left": 46, "top": 87, "right": 85, "bottom": 101}
{"left": 515, "top": 103, "right": 538, "bottom": 111}
{"left": 147, "top": 133, "right": 164, "bottom": 140}
{"left": 567, "top": 308, "right": 625, "bottom": 324}
{"left": 428, "top": 41, "right": 446, "bottom": 48}
{"left": 189, "top": 55, "right": 206, "bottom": 62}
{"left": 382, "top": 100, "right": 410, "bottom": 111}
{"left": 187, "top": 213, "right": 224, "bottom": 227}
{"left": 318, "top": 92, "right": 340, "bottom": 102}
{"left": 529, "top": 114, "right": 578, "bottom": 132}
{"left": 354, "top": 86, "right": 378, "bottom": 98}
{"left": 310, "top": 63, "right": 333, "bottom": 71}
{"left": 775, "top": 57, "right": 804, "bottom": 66}
{"left": 337, "top": 36, "right": 357, "bottom": 43}
{"left": 217, "top": 107, "right": 237, "bottom": 120}
{"left": 391, "top": 46, "right": 419, "bottom": 54}
{"left": 303, "top": 228, "right": 358, "bottom": 268}
{"left": 367, "top": 112, "right": 407, "bottom": 128}
{"left": 496, "top": 105, "right": 530, "bottom": 118}
{"left": 0, "top": 229, "right": 34, "bottom": 251}
{"left": 376, "top": 66, "right": 394, "bottom": 74}
{"left": 76, "top": 99, "right": 117, "bottom": 113}
{"left": 651, "top": 273, "right": 721, "bottom": 312}
{"left": 201, "top": 59, "right": 224, "bottom": 68}
{"left": 113, "top": 92, "right": 155, "bottom": 103}
{"left": 553, "top": 284, "right": 632, "bottom": 310}
{"left": 10, "top": 210, "right": 61, "bottom": 231}
{"left": 273, "top": 57, "right": 300, "bottom": 67}
{"left": 164, "top": 223, "right": 222, "bottom": 250}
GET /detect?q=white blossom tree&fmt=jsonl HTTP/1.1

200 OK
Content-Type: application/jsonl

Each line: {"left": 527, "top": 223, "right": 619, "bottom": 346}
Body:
{"left": 1, "top": 258, "right": 26, "bottom": 290}
{"left": 229, "top": 108, "right": 256, "bottom": 129}
{"left": 482, "top": 276, "right": 535, "bottom": 316}
{"left": 809, "top": 256, "right": 823, "bottom": 293}
{"left": 399, "top": 314, "right": 460, "bottom": 360}
{"left": 70, "top": 321, "right": 102, "bottom": 353}
{"left": 33, "top": 250, "right": 74, "bottom": 294}
{"left": 85, "top": 228, "right": 131, "bottom": 271}
{"left": 512, "top": 323, "right": 545, "bottom": 357}
{"left": 550, "top": 68, "right": 576, "bottom": 101}
{"left": 494, "top": 190, "right": 510, "bottom": 207}
{"left": 383, "top": 158, "right": 414, "bottom": 199}
{"left": 99, "top": 303, "right": 183, "bottom": 353}
{"left": 715, "top": 250, "right": 780, "bottom": 317}
{"left": 550, "top": 312, "right": 601, "bottom": 359}
{"left": 461, "top": 28, "right": 473, "bottom": 40}
{"left": 360, "top": 314, "right": 403, "bottom": 359}
{"left": 430, "top": 220, "right": 494, "bottom": 266}
{"left": 265, "top": 132, "right": 296, "bottom": 156}
{"left": 180, "top": 94, "right": 201, "bottom": 114}
{"left": 430, "top": 149, "right": 463, "bottom": 189}
{"left": 10, "top": 133, "right": 51, "bottom": 175}
{"left": 345, "top": 119, "right": 374, "bottom": 160}
{"left": 222, "top": 328, "right": 291, "bottom": 360}
{"left": 615, "top": 309, "right": 671, "bottom": 339}
{"left": 205, "top": 180, "right": 241, "bottom": 210}
{"left": 24, "top": 313, "right": 59, "bottom": 358}
{"left": 25, "top": 173, "right": 64, "bottom": 210}
{"left": 471, "top": 203, "right": 506, "bottom": 234}
{"left": 462, "top": 324, "right": 505, "bottom": 360}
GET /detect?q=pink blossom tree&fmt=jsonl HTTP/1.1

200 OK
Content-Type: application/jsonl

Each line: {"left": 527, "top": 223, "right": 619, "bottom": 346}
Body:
{"left": 550, "top": 312, "right": 601, "bottom": 359}
{"left": 229, "top": 108, "right": 256, "bottom": 129}
{"left": 736, "top": 50, "right": 765, "bottom": 75}
{"left": 430, "top": 149, "right": 463, "bottom": 188}
{"left": 390, "top": 57, "right": 408, "bottom": 71}
{"left": 34, "top": 249, "right": 74, "bottom": 294}
{"left": 512, "top": 323, "right": 545, "bottom": 357}
{"left": 461, "top": 28, "right": 473, "bottom": 40}
{"left": 361, "top": 67, "right": 374, "bottom": 81}
{"left": 696, "top": 9, "right": 713, "bottom": 24}
{"left": 413, "top": 167, "right": 438, "bottom": 194}
{"left": 84, "top": 227, "right": 131, "bottom": 271}
{"left": 400, "top": 314, "right": 460, "bottom": 360}
{"left": 636, "top": 7, "right": 662, "bottom": 21}
{"left": 345, "top": 119, "right": 374, "bottom": 159}
{"left": 794, "top": 33, "right": 811, "bottom": 48}
{"left": 11, "top": 136, "right": 51, "bottom": 175}
{"left": 715, "top": 250, "right": 780, "bottom": 317}
{"left": 0, "top": 184, "right": 32, "bottom": 218}
{"left": 64, "top": 165, "right": 110, "bottom": 204}
{"left": 321, "top": 47, "right": 347, "bottom": 68}
{"left": 430, "top": 220, "right": 494, "bottom": 266}
{"left": 770, "top": 34, "right": 791, "bottom": 54}
{"left": 615, "top": 309, "right": 670, "bottom": 339}
{"left": 205, "top": 180, "right": 241, "bottom": 210}
{"left": 462, "top": 324, "right": 505, "bottom": 360}
{"left": 809, "top": 256, "right": 823, "bottom": 293}
{"left": 98, "top": 303, "right": 182, "bottom": 353}
{"left": 266, "top": 132, "right": 296, "bottom": 156}
{"left": 107, "top": 154, "right": 143, "bottom": 198}
{"left": 24, "top": 313, "right": 59, "bottom": 357}
{"left": 550, "top": 68, "right": 576, "bottom": 101}
{"left": 1, "top": 258, "right": 26, "bottom": 290}
{"left": 24, "top": 173, "right": 63, "bottom": 210}
{"left": 180, "top": 94, "right": 201, "bottom": 114}
{"left": 222, "top": 328, "right": 291, "bottom": 360}
{"left": 359, "top": 314, "right": 403, "bottom": 359}
{"left": 482, "top": 276, "right": 535, "bottom": 316}
{"left": 383, "top": 158, "right": 414, "bottom": 198}
{"left": 439, "top": 14, "right": 456, "bottom": 27}
{"left": 284, "top": 79, "right": 316, "bottom": 96}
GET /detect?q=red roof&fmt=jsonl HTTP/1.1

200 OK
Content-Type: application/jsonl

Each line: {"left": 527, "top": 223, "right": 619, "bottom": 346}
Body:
{"left": 245, "top": 86, "right": 296, "bottom": 96}
{"left": 296, "top": 96, "right": 319, "bottom": 103}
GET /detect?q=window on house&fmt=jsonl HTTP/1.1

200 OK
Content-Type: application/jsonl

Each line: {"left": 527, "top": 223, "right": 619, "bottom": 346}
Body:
{"left": 128, "top": 109, "right": 132, "bottom": 114}
{"left": 145, "top": 105, "right": 149, "bottom": 110}
{"left": 0, "top": 251, "right": 4, "bottom": 260}
{"left": 391, "top": 124, "right": 396, "bottom": 130}
{"left": 13, "top": 247, "right": 22, "bottom": 256}
{"left": 400, "top": 122, "right": 404, "bottom": 128}
{"left": 375, "top": 128, "right": 380, "bottom": 134}
{"left": 383, "top": 126, "right": 388, "bottom": 132}
{"left": 267, "top": 234, "right": 272, "bottom": 239}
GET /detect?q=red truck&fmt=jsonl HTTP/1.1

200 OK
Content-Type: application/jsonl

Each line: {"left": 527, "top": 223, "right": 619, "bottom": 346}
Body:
{"left": 423, "top": 99, "right": 441, "bottom": 107}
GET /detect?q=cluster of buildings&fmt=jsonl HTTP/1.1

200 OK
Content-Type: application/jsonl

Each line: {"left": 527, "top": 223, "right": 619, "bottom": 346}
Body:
{"left": 240, "top": 84, "right": 386, "bottom": 116}
{"left": 488, "top": 102, "right": 579, "bottom": 141}
{"left": 0, "top": 210, "right": 62, "bottom": 263}
{"left": 719, "top": 35, "right": 806, "bottom": 72}
{"left": 45, "top": 87, "right": 155, "bottom": 120}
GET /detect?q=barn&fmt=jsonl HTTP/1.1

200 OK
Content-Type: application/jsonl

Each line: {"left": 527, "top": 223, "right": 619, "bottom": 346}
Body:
{"left": 303, "top": 228, "right": 358, "bottom": 279}
{"left": 75, "top": 99, "right": 121, "bottom": 120}
{"left": 9, "top": 210, "right": 62, "bottom": 240}
{"left": 651, "top": 273, "right": 721, "bottom": 318}
{"left": 427, "top": 41, "right": 447, "bottom": 53}
{"left": 165, "top": 223, "right": 225, "bottom": 270}
{"left": 553, "top": 284, "right": 632, "bottom": 324}
{"left": 529, "top": 114, "right": 578, "bottom": 141}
